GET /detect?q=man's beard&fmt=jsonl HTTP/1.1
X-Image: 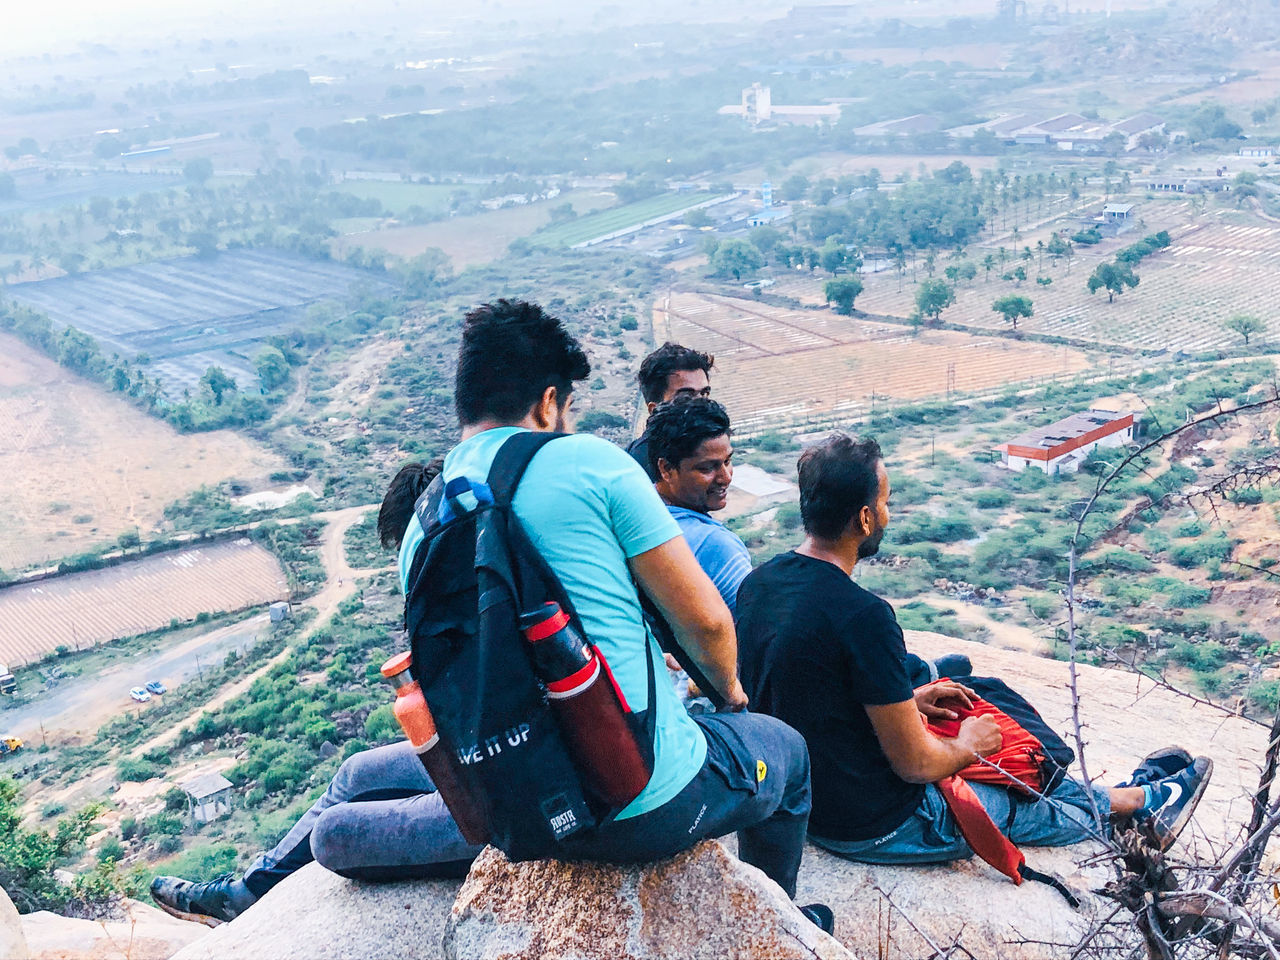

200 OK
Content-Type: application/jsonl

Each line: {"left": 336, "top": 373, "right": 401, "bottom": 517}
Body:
{"left": 857, "top": 521, "right": 886, "bottom": 560}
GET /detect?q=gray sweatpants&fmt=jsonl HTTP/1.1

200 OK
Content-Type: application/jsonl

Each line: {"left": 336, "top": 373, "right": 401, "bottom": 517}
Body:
{"left": 242, "top": 742, "right": 482, "bottom": 895}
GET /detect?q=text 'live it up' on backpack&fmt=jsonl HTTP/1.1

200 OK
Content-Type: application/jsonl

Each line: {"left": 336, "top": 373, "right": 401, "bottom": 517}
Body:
{"left": 401, "top": 432, "right": 658, "bottom": 861}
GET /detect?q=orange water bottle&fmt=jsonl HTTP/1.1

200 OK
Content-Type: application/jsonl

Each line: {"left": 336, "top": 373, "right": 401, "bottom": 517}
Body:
{"left": 380, "top": 652, "right": 489, "bottom": 845}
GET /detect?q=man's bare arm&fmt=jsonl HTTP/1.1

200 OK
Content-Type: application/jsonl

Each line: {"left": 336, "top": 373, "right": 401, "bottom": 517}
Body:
{"left": 628, "top": 536, "right": 748, "bottom": 710}
{"left": 865, "top": 699, "right": 1002, "bottom": 783}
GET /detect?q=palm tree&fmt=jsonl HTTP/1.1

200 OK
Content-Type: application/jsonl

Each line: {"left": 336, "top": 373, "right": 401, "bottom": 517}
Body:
{"left": 1036, "top": 239, "right": 1046, "bottom": 273}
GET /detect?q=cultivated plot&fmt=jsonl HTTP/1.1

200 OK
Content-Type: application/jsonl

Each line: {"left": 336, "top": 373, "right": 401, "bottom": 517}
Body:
{"left": 5, "top": 249, "right": 389, "bottom": 392}
{"left": 0, "top": 539, "right": 288, "bottom": 667}
{"left": 533, "top": 193, "right": 729, "bottom": 248}
{"left": 0, "top": 334, "right": 286, "bottom": 571}
{"left": 0, "top": 169, "right": 183, "bottom": 216}
{"left": 846, "top": 211, "right": 1280, "bottom": 353}
{"left": 655, "top": 292, "right": 1096, "bottom": 432}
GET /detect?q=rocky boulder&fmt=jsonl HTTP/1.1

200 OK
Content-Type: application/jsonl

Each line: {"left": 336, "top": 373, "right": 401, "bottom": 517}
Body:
{"left": 21, "top": 898, "right": 203, "bottom": 960}
{"left": 168, "top": 864, "right": 459, "bottom": 960}
{"left": 0, "top": 884, "right": 28, "bottom": 960}
{"left": 444, "top": 841, "right": 852, "bottom": 960}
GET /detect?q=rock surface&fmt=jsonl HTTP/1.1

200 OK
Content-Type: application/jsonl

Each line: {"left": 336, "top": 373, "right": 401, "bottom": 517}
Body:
{"left": 168, "top": 630, "right": 1269, "bottom": 959}
{"left": 781, "top": 631, "right": 1270, "bottom": 959}
{"left": 168, "top": 863, "right": 459, "bottom": 960}
{"left": 444, "top": 841, "right": 852, "bottom": 960}
{"left": 21, "top": 898, "right": 203, "bottom": 960}
{"left": 0, "top": 884, "right": 29, "bottom": 960}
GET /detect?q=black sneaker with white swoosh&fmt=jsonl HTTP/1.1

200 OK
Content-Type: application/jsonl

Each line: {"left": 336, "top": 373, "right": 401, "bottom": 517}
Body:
{"left": 1143, "top": 756, "right": 1213, "bottom": 851}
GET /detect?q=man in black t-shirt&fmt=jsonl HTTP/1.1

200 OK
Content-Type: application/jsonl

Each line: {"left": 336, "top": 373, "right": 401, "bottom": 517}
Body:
{"left": 736, "top": 434, "right": 1213, "bottom": 863}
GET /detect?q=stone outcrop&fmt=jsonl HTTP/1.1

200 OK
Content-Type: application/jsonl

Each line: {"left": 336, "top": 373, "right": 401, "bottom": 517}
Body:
{"left": 168, "top": 864, "right": 460, "bottom": 960}
{"left": 0, "top": 884, "right": 29, "bottom": 960}
{"left": 444, "top": 841, "right": 852, "bottom": 960}
{"left": 167, "top": 629, "right": 1267, "bottom": 959}
{"left": 21, "top": 898, "right": 203, "bottom": 960}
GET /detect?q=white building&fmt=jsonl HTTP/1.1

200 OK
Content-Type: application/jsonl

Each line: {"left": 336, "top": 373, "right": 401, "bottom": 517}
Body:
{"left": 997, "top": 409, "right": 1137, "bottom": 475}
{"left": 182, "top": 772, "right": 235, "bottom": 824}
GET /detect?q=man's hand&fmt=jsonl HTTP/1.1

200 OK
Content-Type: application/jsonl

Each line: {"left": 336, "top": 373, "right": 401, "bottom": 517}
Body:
{"left": 956, "top": 715, "right": 1002, "bottom": 760}
{"left": 913, "top": 680, "right": 976, "bottom": 721}
{"left": 717, "top": 677, "right": 749, "bottom": 713}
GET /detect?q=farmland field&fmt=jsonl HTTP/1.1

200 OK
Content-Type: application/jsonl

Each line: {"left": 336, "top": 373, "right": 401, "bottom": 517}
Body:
{"left": 330, "top": 188, "right": 616, "bottom": 267}
{"left": 0, "top": 334, "right": 286, "bottom": 571}
{"left": 830, "top": 208, "right": 1280, "bottom": 353}
{"left": 5, "top": 249, "right": 390, "bottom": 392}
{"left": 0, "top": 169, "right": 183, "bottom": 216}
{"left": 533, "top": 192, "right": 729, "bottom": 247}
{"left": 0, "top": 539, "right": 288, "bottom": 666}
{"left": 330, "top": 180, "right": 458, "bottom": 216}
{"left": 655, "top": 292, "right": 1097, "bottom": 432}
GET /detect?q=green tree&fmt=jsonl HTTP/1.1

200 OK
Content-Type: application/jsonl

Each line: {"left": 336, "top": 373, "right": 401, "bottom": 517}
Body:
{"left": 398, "top": 248, "right": 453, "bottom": 297}
{"left": 992, "top": 294, "right": 1034, "bottom": 331}
{"left": 914, "top": 280, "right": 955, "bottom": 326}
{"left": 200, "top": 366, "right": 237, "bottom": 406}
{"left": 981, "top": 253, "right": 995, "bottom": 282}
{"left": 819, "top": 242, "right": 846, "bottom": 275}
{"left": 824, "top": 278, "right": 864, "bottom": 316}
{"left": 1086, "top": 262, "right": 1139, "bottom": 303}
{"left": 183, "top": 157, "right": 214, "bottom": 186}
{"left": 1224, "top": 314, "right": 1265, "bottom": 346}
{"left": 0, "top": 173, "right": 14, "bottom": 201}
{"left": 683, "top": 207, "right": 713, "bottom": 228}
{"left": 255, "top": 345, "right": 291, "bottom": 391}
{"left": 0, "top": 777, "right": 103, "bottom": 912}
{"left": 187, "top": 230, "right": 219, "bottom": 259}
{"left": 709, "top": 238, "right": 763, "bottom": 281}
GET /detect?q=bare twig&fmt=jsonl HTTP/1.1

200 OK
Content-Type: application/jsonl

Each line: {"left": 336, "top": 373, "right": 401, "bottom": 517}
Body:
{"left": 1158, "top": 891, "right": 1280, "bottom": 959}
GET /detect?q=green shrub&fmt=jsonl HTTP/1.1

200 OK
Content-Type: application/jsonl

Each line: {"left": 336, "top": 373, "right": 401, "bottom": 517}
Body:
{"left": 1168, "top": 639, "right": 1229, "bottom": 672}
{"left": 1095, "top": 548, "right": 1154, "bottom": 573}
{"left": 41, "top": 802, "right": 66, "bottom": 819}
{"left": 364, "top": 704, "right": 397, "bottom": 742}
{"left": 96, "top": 837, "right": 125, "bottom": 863}
{"left": 754, "top": 431, "right": 793, "bottom": 454}
{"left": 1166, "top": 583, "right": 1210, "bottom": 607}
{"left": 972, "top": 488, "right": 1012, "bottom": 509}
{"left": 774, "top": 502, "right": 802, "bottom": 532}
{"left": 116, "top": 758, "right": 164, "bottom": 782}
{"left": 146, "top": 812, "right": 184, "bottom": 836}
{"left": 576, "top": 410, "right": 629, "bottom": 432}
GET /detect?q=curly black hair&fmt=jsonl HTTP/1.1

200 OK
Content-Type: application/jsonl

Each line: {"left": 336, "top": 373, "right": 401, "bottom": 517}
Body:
{"left": 646, "top": 396, "right": 732, "bottom": 476}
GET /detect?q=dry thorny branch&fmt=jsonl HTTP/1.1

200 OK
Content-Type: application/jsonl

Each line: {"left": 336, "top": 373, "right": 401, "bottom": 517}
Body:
{"left": 1053, "top": 383, "right": 1280, "bottom": 958}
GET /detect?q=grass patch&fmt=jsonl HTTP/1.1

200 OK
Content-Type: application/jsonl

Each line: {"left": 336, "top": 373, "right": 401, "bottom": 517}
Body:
{"left": 532, "top": 193, "right": 725, "bottom": 247}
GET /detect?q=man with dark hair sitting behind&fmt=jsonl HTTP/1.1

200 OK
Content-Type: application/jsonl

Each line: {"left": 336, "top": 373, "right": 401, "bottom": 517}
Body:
{"left": 735, "top": 433, "right": 1212, "bottom": 868}
{"left": 627, "top": 342, "right": 714, "bottom": 481}
{"left": 646, "top": 396, "right": 751, "bottom": 615}
{"left": 151, "top": 458, "right": 483, "bottom": 925}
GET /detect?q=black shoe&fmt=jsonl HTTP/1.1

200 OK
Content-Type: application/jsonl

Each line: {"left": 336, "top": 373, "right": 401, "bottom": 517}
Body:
{"left": 798, "top": 902, "right": 835, "bottom": 935}
{"left": 150, "top": 873, "right": 257, "bottom": 926}
{"left": 1120, "top": 746, "right": 1192, "bottom": 788}
{"left": 1143, "top": 756, "right": 1213, "bottom": 851}
{"left": 932, "top": 654, "right": 972, "bottom": 679}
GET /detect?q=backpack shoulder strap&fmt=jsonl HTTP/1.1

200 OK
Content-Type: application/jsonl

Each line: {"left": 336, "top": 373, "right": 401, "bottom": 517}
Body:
{"left": 487, "top": 432, "right": 568, "bottom": 507}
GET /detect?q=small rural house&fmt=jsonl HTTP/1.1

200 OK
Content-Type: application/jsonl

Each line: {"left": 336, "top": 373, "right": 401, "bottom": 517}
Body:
{"left": 997, "top": 409, "right": 1138, "bottom": 475}
{"left": 182, "top": 771, "right": 234, "bottom": 824}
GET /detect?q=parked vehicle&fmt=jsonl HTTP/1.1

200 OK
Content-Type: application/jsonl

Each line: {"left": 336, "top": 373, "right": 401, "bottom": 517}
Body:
{"left": 145, "top": 681, "right": 167, "bottom": 696}
{"left": 0, "top": 736, "right": 21, "bottom": 755}
{"left": 0, "top": 665, "right": 15, "bottom": 695}
{"left": 129, "top": 687, "right": 152, "bottom": 703}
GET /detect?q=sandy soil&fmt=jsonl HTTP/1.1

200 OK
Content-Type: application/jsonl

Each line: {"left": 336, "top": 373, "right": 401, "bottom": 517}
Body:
{"left": 0, "top": 335, "right": 286, "bottom": 571}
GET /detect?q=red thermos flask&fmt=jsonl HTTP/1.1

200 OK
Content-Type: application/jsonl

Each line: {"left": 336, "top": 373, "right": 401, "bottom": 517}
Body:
{"left": 519, "top": 602, "right": 652, "bottom": 808}
{"left": 380, "top": 652, "right": 489, "bottom": 846}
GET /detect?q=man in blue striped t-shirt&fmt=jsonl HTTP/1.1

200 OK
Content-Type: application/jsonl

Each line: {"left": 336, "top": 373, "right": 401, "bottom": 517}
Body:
{"left": 647, "top": 397, "right": 752, "bottom": 615}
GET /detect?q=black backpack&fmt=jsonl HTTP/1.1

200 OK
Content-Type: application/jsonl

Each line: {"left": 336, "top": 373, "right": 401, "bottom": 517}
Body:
{"left": 402, "top": 431, "right": 656, "bottom": 860}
